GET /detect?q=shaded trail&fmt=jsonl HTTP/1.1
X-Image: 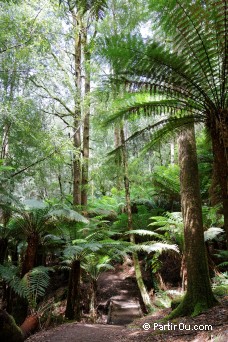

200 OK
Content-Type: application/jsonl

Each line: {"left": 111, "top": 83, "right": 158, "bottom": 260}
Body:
{"left": 27, "top": 323, "right": 128, "bottom": 342}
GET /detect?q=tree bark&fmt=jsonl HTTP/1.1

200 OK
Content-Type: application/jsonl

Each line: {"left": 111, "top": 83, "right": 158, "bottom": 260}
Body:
{"left": 72, "top": 9, "right": 82, "bottom": 206}
{"left": 0, "top": 310, "right": 24, "bottom": 342}
{"left": 65, "top": 259, "right": 81, "bottom": 320}
{"left": 210, "top": 117, "right": 228, "bottom": 248}
{"left": 81, "top": 37, "right": 90, "bottom": 206}
{"left": 89, "top": 279, "right": 97, "bottom": 322}
{"left": 21, "top": 232, "right": 39, "bottom": 276}
{"left": 168, "top": 126, "right": 217, "bottom": 318}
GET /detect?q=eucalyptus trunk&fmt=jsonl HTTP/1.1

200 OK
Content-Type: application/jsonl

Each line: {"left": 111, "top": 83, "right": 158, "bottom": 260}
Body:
{"left": 81, "top": 38, "right": 90, "bottom": 206}
{"left": 71, "top": 9, "right": 82, "bottom": 206}
{"left": 120, "top": 127, "right": 153, "bottom": 313}
{"left": 169, "top": 126, "right": 217, "bottom": 318}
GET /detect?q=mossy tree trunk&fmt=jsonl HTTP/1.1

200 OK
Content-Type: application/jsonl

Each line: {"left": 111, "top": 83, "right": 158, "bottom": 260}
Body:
{"left": 120, "top": 127, "right": 153, "bottom": 313}
{"left": 65, "top": 259, "right": 81, "bottom": 320}
{"left": 71, "top": 9, "right": 82, "bottom": 207}
{"left": 0, "top": 310, "right": 24, "bottom": 342}
{"left": 168, "top": 126, "right": 217, "bottom": 318}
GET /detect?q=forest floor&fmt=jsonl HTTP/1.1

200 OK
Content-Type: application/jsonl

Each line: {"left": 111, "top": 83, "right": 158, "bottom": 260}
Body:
{"left": 26, "top": 263, "right": 228, "bottom": 342}
{"left": 26, "top": 298, "right": 228, "bottom": 342}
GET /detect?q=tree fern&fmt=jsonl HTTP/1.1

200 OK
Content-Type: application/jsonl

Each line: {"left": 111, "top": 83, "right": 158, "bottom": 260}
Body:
{"left": 99, "top": 0, "right": 228, "bottom": 245}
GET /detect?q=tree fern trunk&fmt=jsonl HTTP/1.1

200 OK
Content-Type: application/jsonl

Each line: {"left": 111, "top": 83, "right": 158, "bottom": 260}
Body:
{"left": 21, "top": 232, "right": 39, "bottom": 276}
{"left": 168, "top": 126, "right": 217, "bottom": 318}
{"left": 65, "top": 259, "right": 81, "bottom": 320}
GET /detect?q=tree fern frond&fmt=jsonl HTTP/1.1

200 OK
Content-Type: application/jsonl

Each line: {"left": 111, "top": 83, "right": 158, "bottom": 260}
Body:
{"left": 24, "top": 266, "right": 52, "bottom": 307}
{"left": 132, "top": 242, "right": 179, "bottom": 253}
{"left": 204, "top": 227, "right": 224, "bottom": 241}
{"left": 125, "top": 229, "right": 162, "bottom": 238}
{"left": 50, "top": 208, "right": 89, "bottom": 223}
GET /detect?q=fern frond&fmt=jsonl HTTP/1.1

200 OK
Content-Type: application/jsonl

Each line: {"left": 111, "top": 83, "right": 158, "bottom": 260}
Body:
{"left": 204, "top": 227, "right": 224, "bottom": 241}
{"left": 132, "top": 242, "right": 179, "bottom": 253}
{"left": 125, "top": 229, "right": 162, "bottom": 239}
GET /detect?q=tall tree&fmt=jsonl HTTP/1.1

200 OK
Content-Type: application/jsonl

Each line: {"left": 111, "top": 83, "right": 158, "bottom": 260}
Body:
{"left": 169, "top": 125, "right": 217, "bottom": 317}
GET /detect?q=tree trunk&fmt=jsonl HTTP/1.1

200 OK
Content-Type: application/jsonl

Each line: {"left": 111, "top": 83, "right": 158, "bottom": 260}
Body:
{"left": 210, "top": 118, "right": 228, "bottom": 248}
{"left": 65, "top": 259, "right": 81, "bottom": 320}
{"left": 120, "top": 127, "right": 153, "bottom": 313}
{"left": 89, "top": 279, "right": 97, "bottom": 322}
{"left": 0, "top": 310, "right": 24, "bottom": 342}
{"left": 20, "top": 314, "right": 39, "bottom": 339}
{"left": 72, "top": 10, "right": 82, "bottom": 206}
{"left": 168, "top": 126, "right": 217, "bottom": 318}
{"left": 81, "top": 39, "right": 90, "bottom": 206}
{"left": 0, "top": 238, "right": 8, "bottom": 264}
{"left": 21, "top": 232, "right": 39, "bottom": 276}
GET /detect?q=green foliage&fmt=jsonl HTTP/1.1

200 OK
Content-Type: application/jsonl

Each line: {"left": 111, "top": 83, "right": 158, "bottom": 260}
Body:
{"left": 214, "top": 250, "right": 228, "bottom": 269}
{"left": 9, "top": 199, "right": 88, "bottom": 237}
{"left": 82, "top": 254, "right": 114, "bottom": 280}
{"left": 212, "top": 272, "right": 228, "bottom": 297}
{"left": 150, "top": 212, "right": 184, "bottom": 252}
{"left": 0, "top": 265, "right": 52, "bottom": 311}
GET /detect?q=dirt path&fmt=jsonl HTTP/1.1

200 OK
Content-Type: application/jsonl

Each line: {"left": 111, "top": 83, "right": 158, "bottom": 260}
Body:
{"left": 27, "top": 323, "right": 127, "bottom": 342}
{"left": 26, "top": 297, "right": 228, "bottom": 342}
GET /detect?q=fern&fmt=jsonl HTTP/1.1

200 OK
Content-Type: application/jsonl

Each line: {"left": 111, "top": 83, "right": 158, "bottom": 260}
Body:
{"left": 0, "top": 265, "right": 52, "bottom": 310}
{"left": 132, "top": 242, "right": 179, "bottom": 254}
{"left": 204, "top": 227, "right": 224, "bottom": 241}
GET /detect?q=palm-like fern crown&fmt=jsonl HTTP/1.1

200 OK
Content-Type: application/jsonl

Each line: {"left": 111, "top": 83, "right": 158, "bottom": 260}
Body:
{"left": 149, "top": 0, "right": 228, "bottom": 110}
{"left": 100, "top": 0, "right": 228, "bottom": 151}
{"left": 101, "top": 0, "right": 228, "bottom": 146}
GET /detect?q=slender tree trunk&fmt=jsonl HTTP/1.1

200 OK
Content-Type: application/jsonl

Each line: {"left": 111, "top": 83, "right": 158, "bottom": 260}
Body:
{"left": 89, "top": 279, "right": 97, "bottom": 322}
{"left": 21, "top": 232, "right": 39, "bottom": 276}
{"left": 114, "top": 126, "right": 122, "bottom": 190}
{"left": 72, "top": 10, "right": 82, "bottom": 206}
{"left": 120, "top": 127, "right": 153, "bottom": 313}
{"left": 168, "top": 126, "right": 217, "bottom": 318}
{"left": 65, "top": 259, "right": 81, "bottom": 320}
{"left": 81, "top": 38, "right": 90, "bottom": 206}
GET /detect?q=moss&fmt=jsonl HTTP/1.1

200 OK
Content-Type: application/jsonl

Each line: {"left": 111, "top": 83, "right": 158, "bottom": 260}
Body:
{"left": 167, "top": 292, "right": 218, "bottom": 320}
{"left": 0, "top": 310, "right": 24, "bottom": 342}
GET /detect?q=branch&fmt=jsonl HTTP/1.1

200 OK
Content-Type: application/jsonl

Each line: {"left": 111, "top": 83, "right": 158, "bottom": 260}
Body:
{"left": 11, "top": 150, "right": 57, "bottom": 178}
{"left": 30, "top": 79, "right": 74, "bottom": 116}
{"left": 42, "top": 109, "right": 73, "bottom": 128}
